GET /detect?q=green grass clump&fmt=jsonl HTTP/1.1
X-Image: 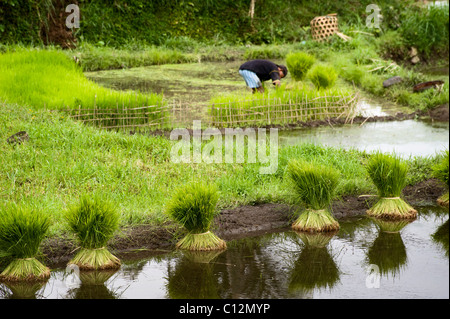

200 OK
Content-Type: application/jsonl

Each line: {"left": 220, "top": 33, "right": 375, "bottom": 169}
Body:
{"left": 65, "top": 195, "right": 121, "bottom": 270}
{"left": 399, "top": 3, "right": 449, "bottom": 56}
{"left": 365, "top": 152, "right": 417, "bottom": 220}
{"left": 0, "top": 48, "right": 163, "bottom": 111}
{"left": 286, "top": 52, "right": 316, "bottom": 81}
{"left": 0, "top": 204, "right": 51, "bottom": 282}
{"left": 286, "top": 159, "right": 340, "bottom": 232}
{"left": 308, "top": 64, "right": 338, "bottom": 90}
{"left": 432, "top": 150, "right": 449, "bottom": 207}
{"left": 166, "top": 182, "right": 226, "bottom": 251}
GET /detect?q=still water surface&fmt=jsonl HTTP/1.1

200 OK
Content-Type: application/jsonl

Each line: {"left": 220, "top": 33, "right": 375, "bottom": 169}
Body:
{"left": 1, "top": 205, "right": 447, "bottom": 299}
{"left": 279, "top": 120, "right": 449, "bottom": 158}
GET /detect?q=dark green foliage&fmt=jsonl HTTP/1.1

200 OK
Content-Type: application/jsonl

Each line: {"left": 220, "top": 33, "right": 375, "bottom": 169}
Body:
{"left": 0, "top": 0, "right": 417, "bottom": 46}
{"left": 399, "top": 3, "right": 449, "bottom": 56}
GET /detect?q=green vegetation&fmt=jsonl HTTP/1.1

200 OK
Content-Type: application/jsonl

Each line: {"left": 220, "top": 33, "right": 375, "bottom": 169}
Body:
{"left": 209, "top": 83, "right": 356, "bottom": 127}
{"left": 65, "top": 195, "right": 121, "bottom": 270}
{"left": 308, "top": 64, "right": 338, "bottom": 90}
{"left": 286, "top": 52, "right": 316, "bottom": 81}
{"left": 0, "top": 0, "right": 448, "bottom": 265}
{"left": 0, "top": 204, "right": 51, "bottom": 282}
{"left": 286, "top": 159, "right": 340, "bottom": 232}
{"left": 399, "top": 3, "right": 449, "bottom": 57}
{"left": 166, "top": 182, "right": 226, "bottom": 251}
{"left": 0, "top": 48, "right": 163, "bottom": 111}
{"left": 0, "top": 100, "right": 444, "bottom": 248}
{"left": 432, "top": 150, "right": 449, "bottom": 207}
{"left": 0, "top": 0, "right": 414, "bottom": 46}
{"left": 365, "top": 152, "right": 417, "bottom": 220}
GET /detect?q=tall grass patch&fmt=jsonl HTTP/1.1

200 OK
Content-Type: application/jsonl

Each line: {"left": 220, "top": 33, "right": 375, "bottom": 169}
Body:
{"left": 0, "top": 48, "right": 164, "bottom": 113}
{"left": 0, "top": 204, "right": 51, "bottom": 282}
{"left": 365, "top": 152, "right": 417, "bottom": 220}
{"left": 166, "top": 182, "right": 226, "bottom": 251}
{"left": 286, "top": 159, "right": 340, "bottom": 232}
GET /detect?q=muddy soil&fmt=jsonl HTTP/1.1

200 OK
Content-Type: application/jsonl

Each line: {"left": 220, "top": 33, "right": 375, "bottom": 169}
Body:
{"left": 41, "top": 178, "right": 447, "bottom": 267}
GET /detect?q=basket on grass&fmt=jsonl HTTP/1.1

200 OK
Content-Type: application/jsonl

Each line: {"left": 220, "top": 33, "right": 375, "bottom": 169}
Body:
{"left": 310, "top": 14, "right": 339, "bottom": 42}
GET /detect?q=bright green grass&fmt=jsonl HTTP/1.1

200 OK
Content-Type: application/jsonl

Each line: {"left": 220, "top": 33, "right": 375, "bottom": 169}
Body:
{"left": 0, "top": 48, "right": 163, "bottom": 110}
{"left": 0, "top": 101, "right": 440, "bottom": 238}
{"left": 0, "top": 204, "right": 51, "bottom": 281}
{"left": 65, "top": 195, "right": 121, "bottom": 269}
{"left": 209, "top": 83, "right": 356, "bottom": 127}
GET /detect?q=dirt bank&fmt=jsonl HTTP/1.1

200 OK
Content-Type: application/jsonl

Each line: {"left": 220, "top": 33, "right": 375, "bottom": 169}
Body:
{"left": 41, "top": 178, "right": 447, "bottom": 267}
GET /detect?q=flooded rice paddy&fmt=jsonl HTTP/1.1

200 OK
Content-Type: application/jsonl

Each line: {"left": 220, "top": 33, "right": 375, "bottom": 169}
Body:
{"left": 1, "top": 205, "right": 447, "bottom": 299}
{"left": 5, "top": 62, "right": 442, "bottom": 300}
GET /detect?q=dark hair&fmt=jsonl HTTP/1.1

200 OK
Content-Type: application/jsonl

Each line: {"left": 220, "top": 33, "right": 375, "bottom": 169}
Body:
{"left": 278, "top": 64, "right": 288, "bottom": 77}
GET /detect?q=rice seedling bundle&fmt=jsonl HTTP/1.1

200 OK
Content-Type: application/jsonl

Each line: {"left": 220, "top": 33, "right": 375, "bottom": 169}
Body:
{"left": 432, "top": 150, "right": 449, "bottom": 207}
{"left": 365, "top": 152, "right": 417, "bottom": 220}
{"left": 286, "top": 52, "right": 316, "bottom": 81}
{"left": 0, "top": 205, "right": 51, "bottom": 282}
{"left": 286, "top": 159, "right": 340, "bottom": 232}
{"left": 308, "top": 64, "right": 338, "bottom": 90}
{"left": 166, "top": 182, "right": 226, "bottom": 251}
{"left": 65, "top": 195, "right": 121, "bottom": 270}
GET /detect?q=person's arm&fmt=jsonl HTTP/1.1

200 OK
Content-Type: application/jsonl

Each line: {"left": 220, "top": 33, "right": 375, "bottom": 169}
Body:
{"left": 269, "top": 69, "right": 281, "bottom": 87}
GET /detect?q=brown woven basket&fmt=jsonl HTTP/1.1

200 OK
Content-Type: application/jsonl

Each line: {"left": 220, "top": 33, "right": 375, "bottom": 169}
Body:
{"left": 310, "top": 13, "right": 338, "bottom": 42}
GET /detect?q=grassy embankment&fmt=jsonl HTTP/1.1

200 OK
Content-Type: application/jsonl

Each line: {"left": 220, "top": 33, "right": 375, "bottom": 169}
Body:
{"left": 0, "top": 100, "right": 442, "bottom": 237}
{"left": 1, "top": 1, "right": 448, "bottom": 238}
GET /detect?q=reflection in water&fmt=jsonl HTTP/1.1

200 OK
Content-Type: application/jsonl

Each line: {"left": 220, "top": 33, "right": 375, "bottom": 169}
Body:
{"left": 279, "top": 120, "right": 449, "bottom": 159}
{"left": 0, "top": 281, "right": 47, "bottom": 299}
{"left": 288, "top": 232, "right": 340, "bottom": 295}
{"left": 2, "top": 206, "right": 448, "bottom": 299}
{"left": 432, "top": 219, "right": 449, "bottom": 257}
{"left": 366, "top": 219, "right": 411, "bottom": 278}
{"left": 167, "top": 250, "right": 223, "bottom": 299}
{"left": 64, "top": 270, "right": 120, "bottom": 299}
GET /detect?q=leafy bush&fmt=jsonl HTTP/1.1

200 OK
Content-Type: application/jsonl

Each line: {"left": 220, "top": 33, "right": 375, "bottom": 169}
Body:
{"left": 286, "top": 52, "right": 316, "bottom": 81}
{"left": 399, "top": 3, "right": 449, "bottom": 56}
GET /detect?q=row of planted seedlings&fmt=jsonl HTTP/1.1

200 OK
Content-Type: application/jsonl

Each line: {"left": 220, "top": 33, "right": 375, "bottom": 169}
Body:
{"left": 208, "top": 86, "right": 359, "bottom": 128}
{"left": 0, "top": 150, "right": 448, "bottom": 283}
